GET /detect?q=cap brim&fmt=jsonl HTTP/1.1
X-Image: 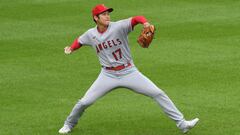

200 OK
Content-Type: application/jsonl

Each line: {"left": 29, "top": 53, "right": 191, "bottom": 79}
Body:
{"left": 107, "top": 8, "right": 113, "bottom": 12}
{"left": 99, "top": 8, "right": 113, "bottom": 15}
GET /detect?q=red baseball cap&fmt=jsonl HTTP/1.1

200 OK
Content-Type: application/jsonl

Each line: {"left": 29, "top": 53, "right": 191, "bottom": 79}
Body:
{"left": 92, "top": 4, "right": 113, "bottom": 17}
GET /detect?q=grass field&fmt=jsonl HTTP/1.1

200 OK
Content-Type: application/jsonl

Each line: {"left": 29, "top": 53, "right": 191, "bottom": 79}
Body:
{"left": 1, "top": 0, "right": 240, "bottom": 135}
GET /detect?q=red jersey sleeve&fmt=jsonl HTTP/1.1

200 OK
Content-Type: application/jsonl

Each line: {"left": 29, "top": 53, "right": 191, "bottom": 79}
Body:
{"left": 131, "top": 16, "right": 148, "bottom": 29}
{"left": 70, "top": 38, "right": 82, "bottom": 51}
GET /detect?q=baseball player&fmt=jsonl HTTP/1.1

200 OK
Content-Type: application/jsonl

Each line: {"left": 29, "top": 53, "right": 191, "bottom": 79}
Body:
{"left": 59, "top": 4, "right": 199, "bottom": 134}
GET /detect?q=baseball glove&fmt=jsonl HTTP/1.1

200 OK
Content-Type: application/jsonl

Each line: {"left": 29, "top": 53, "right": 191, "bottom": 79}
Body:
{"left": 137, "top": 25, "right": 155, "bottom": 48}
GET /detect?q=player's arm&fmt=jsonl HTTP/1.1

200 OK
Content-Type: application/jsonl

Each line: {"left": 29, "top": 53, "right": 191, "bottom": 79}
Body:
{"left": 131, "top": 16, "right": 150, "bottom": 29}
{"left": 64, "top": 38, "right": 82, "bottom": 54}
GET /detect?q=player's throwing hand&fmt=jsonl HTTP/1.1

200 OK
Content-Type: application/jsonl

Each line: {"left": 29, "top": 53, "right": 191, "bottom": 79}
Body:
{"left": 64, "top": 46, "right": 72, "bottom": 54}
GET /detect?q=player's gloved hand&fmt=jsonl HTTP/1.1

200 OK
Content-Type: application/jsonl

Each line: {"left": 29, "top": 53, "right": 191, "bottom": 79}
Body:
{"left": 143, "top": 22, "right": 150, "bottom": 28}
{"left": 64, "top": 46, "right": 72, "bottom": 54}
{"left": 137, "top": 22, "right": 155, "bottom": 48}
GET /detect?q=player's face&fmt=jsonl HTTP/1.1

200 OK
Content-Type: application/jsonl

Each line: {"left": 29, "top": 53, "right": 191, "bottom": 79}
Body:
{"left": 97, "top": 11, "right": 110, "bottom": 26}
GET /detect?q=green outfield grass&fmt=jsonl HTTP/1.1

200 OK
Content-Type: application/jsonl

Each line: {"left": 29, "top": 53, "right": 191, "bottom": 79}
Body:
{"left": 1, "top": 0, "right": 240, "bottom": 135}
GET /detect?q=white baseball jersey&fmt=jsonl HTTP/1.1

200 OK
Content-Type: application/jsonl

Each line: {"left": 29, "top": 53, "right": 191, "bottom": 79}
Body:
{"left": 78, "top": 18, "right": 133, "bottom": 68}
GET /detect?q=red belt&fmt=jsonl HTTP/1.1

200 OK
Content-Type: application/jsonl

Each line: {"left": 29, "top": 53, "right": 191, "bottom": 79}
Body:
{"left": 103, "top": 63, "right": 131, "bottom": 71}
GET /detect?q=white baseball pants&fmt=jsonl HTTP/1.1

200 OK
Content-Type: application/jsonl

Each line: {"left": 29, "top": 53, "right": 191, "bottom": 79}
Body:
{"left": 64, "top": 69, "right": 184, "bottom": 128}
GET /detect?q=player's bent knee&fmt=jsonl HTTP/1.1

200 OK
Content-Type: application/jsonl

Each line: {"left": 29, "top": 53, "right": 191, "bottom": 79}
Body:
{"left": 151, "top": 88, "right": 166, "bottom": 98}
{"left": 78, "top": 98, "right": 94, "bottom": 108}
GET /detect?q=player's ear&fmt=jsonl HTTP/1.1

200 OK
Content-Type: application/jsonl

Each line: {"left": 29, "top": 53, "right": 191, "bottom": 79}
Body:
{"left": 93, "top": 15, "right": 99, "bottom": 22}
